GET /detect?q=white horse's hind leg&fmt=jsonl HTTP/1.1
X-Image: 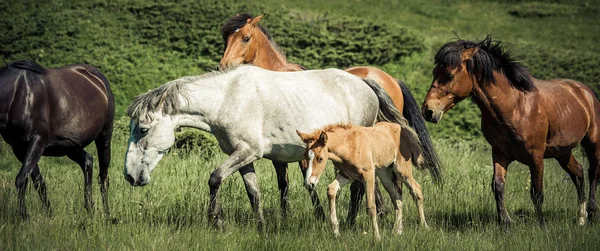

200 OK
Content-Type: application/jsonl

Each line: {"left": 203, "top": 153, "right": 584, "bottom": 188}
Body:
{"left": 239, "top": 164, "right": 265, "bottom": 231}
{"left": 208, "top": 146, "right": 260, "bottom": 230}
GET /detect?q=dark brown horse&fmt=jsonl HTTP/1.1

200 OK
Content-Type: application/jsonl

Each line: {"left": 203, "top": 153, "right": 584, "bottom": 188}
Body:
{"left": 422, "top": 35, "right": 599, "bottom": 227}
{"left": 0, "top": 60, "right": 115, "bottom": 219}
{"left": 220, "top": 13, "right": 441, "bottom": 225}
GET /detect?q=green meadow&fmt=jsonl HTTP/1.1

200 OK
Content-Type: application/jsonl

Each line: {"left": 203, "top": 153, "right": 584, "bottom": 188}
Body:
{"left": 1, "top": 0, "right": 599, "bottom": 250}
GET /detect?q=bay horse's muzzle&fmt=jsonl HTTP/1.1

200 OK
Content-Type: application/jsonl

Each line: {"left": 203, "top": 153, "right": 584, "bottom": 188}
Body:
{"left": 422, "top": 108, "right": 443, "bottom": 123}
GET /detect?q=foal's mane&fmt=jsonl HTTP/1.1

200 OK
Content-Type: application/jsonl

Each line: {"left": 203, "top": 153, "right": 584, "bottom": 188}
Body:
{"left": 127, "top": 76, "right": 197, "bottom": 118}
{"left": 3, "top": 60, "right": 47, "bottom": 74}
{"left": 322, "top": 123, "right": 354, "bottom": 133}
{"left": 434, "top": 35, "right": 535, "bottom": 92}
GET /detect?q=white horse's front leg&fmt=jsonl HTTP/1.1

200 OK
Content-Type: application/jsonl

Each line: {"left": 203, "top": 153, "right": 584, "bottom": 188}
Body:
{"left": 327, "top": 172, "right": 353, "bottom": 237}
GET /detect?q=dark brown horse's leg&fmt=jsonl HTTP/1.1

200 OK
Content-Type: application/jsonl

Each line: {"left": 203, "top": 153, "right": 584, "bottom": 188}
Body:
{"left": 30, "top": 165, "right": 51, "bottom": 215}
{"left": 556, "top": 153, "right": 587, "bottom": 225}
{"left": 529, "top": 157, "right": 545, "bottom": 227}
{"left": 581, "top": 135, "right": 600, "bottom": 219}
{"left": 346, "top": 181, "right": 363, "bottom": 227}
{"left": 273, "top": 161, "right": 289, "bottom": 218}
{"left": 299, "top": 162, "right": 325, "bottom": 220}
{"left": 95, "top": 131, "right": 112, "bottom": 219}
{"left": 491, "top": 152, "right": 512, "bottom": 229}
{"left": 68, "top": 149, "right": 94, "bottom": 214}
{"left": 15, "top": 136, "right": 46, "bottom": 220}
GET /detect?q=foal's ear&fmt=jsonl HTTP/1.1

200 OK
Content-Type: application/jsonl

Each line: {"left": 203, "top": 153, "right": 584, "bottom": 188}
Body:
{"left": 461, "top": 47, "right": 480, "bottom": 61}
{"left": 318, "top": 131, "right": 328, "bottom": 144}
{"left": 296, "top": 130, "right": 311, "bottom": 143}
{"left": 248, "top": 14, "right": 265, "bottom": 26}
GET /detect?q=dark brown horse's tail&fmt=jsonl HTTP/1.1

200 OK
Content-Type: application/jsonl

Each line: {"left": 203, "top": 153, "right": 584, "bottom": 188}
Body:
{"left": 398, "top": 80, "right": 442, "bottom": 184}
{"left": 363, "top": 78, "right": 424, "bottom": 170}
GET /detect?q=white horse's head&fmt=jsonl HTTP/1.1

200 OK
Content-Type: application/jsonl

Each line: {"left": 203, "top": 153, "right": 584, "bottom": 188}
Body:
{"left": 124, "top": 111, "right": 176, "bottom": 186}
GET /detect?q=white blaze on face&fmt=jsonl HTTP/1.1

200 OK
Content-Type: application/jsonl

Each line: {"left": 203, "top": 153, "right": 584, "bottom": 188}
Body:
{"left": 305, "top": 150, "right": 316, "bottom": 188}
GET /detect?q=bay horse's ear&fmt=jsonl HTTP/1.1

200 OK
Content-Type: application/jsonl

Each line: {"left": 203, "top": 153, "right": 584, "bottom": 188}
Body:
{"left": 296, "top": 130, "right": 311, "bottom": 143}
{"left": 248, "top": 14, "right": 265, "bottom": 26}
{"left": 319, "top": 131, "right": 328, "bottom": 144}
{"left": 461, "top": 47, "right": 480, "bottom": 61}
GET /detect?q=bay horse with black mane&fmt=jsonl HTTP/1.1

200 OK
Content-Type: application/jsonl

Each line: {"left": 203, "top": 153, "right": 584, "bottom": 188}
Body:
{"left": 219, "top": 13, "right": 441, "bottom": 224}
{"left": 422, "top": 35, "right": 599, "bottom": 227}
{"left": 0, "top": 60, "right": 115, "bottom": 219}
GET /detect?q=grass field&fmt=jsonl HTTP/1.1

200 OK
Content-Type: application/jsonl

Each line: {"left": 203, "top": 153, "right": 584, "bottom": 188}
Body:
{"left": 2, "top": 0, "right": 600, "bottom": 250}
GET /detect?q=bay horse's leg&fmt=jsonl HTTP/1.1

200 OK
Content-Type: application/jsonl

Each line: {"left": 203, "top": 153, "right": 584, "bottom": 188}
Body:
{"left": 208, "top": 146, "right": 260, "bottom": 230}
{"left": 15, "top": 136, "right": 46, "bottom": 219}
{"left": 95, "top": 130, "right": 112, "bottom": 219}
{"left": 377, "top": 167, "right": 403, "bottom": 235}
{"left": 30, "top": 165, "right": 51, "bottom": 215}
{"left": 491, "top": 151, "right": 513, "bottom": 229}
{"left": 238, "top": 163, "right": 265, "bottom": 231}
{"left": 68, "top": 149, "right": 95, "bottom": 214}
{"left": 556, "top": 153, "right": 587, "bottom": 225}
{"left": 327, "top": 172, "right": 353, "bottom": 238}
{"left": 299, "top": 161, "right": 325, "bottom": 220}
{"left": 273, "top": 161, "right": 289, "bottom": 219}
{"left": 362, "top": 170, "right": 381, "bottom": 241}
{"left": 528, "top": 157, "right": 545, "bottom": 227}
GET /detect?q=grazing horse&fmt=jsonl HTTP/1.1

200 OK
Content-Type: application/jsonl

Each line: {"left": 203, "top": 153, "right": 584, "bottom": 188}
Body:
{"left": 123, "top": 65, "right": 420, "bottom": 230}
{"left": 421, "top": 35, "right": 599, "bottom": 227}
{"left": 297, "top": 122, "right": 429, "bottom": 241}
{"left": 0, "top": 60, "right": 115, "bottom": 219}
{"left": 219, "top": 13, "right": 441, "bottom": 224}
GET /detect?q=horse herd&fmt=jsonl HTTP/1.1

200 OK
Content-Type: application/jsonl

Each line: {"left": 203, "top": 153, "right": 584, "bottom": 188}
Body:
{"left": 1, "top": 13, "right": 599, "bottom": 241}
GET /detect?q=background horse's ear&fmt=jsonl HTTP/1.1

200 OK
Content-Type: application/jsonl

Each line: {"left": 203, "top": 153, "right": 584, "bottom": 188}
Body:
{"left": 248, "top": 14, "right": 264, "bottom": 26}
{"left": 319, "top": 131, "right": 328, "bottom": 144}
{"left": 461, "top": 47, "right": 479, "bottom": 61}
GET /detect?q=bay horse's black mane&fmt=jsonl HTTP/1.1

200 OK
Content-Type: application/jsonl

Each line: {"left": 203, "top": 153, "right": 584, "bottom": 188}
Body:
{"left": 434, "top": 35, "right": 535, "bottom": 92}
{"left": 3, "top": 60, "right": 47, "bottom": 74}
{"left": 220, "top": 13, "right": 273, "bottom": 50}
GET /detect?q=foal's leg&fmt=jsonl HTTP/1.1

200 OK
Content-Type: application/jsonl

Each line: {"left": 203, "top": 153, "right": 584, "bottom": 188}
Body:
{"left": 397, "top": 162, "right": 428, "bottom": 227}
{"left": 15, "top": 136, "right": 46, "bottom": 219}
{"left": 529, "top": 156, "right": 546, "bottom": 227}
{"left": 273, "top": 161, "right": 289, "bottom": 219}
{"left": 68, "top": 149, "right": 95, "bottom": 214}
{"left": 362, "top": 170, "right": 381, "bottom": 241}
{"left": 328, "top": 172, "right": 353, "bottom": 237}
{"left": 239, "top": 163, "right": 265, "bottom": 231}
{"left": 377, "top": 168, "right": 403, "bottom": 235}
{"left": 208, "top": 145, "right": 260, "bottom": 230}
{"left": 95, "top": 130, "right": 112, "bottom": 218}
{"left": 556, "top": 153, "right": 587, "bottom": 225}
{"left": 347, "top": 178, "right": 386, "bottom": 227}
{"left": 30, "top": 165, "right": 51, "bottom": 214}
{"left": 492, "top": 151, "right": 513, "bottom": 228}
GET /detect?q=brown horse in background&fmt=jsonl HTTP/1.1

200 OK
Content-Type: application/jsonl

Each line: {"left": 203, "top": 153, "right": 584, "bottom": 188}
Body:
{"left": 297, "top": 122, "right": 427, "bottom": 241}
{"left": 219, "top": 13, "right": 441, "bottom": 225}
{"left": 422, "top": 35, "right": 599, "bottom": 228}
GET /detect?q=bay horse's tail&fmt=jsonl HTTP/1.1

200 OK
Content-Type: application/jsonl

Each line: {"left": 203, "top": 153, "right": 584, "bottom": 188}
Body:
{"left": 398, "top": 80, "right": 442, "bottom": 184}
{"left": 363, "top": 79, "right": 422, "bottom": 165}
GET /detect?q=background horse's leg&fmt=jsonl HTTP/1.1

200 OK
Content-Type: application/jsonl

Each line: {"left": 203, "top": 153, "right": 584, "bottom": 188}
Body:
{"left": 208, "top": 146, "right": 260, "bottom": 230}
{"left": 95, "top": 130, "right": 112, "bottom": 219}
{"left": 529, "top": 157, "right": 545, "bottom": 227}
{"left": 15, "top": 136, "right": 46, "bottom": 219}
{"left": 556, "top": 153, "right": 587, "bottom": 225}
{"left": 238, "top": 164, "right": 265, "bottom": 231}
{"left": 273, "top": 161, "right": 289, "bottom": 218}
{"left": 377, "top": 167, "right": 403, "bottom": 235}
{"left": 30, "top": 165, "right": 51, "bottom": 215}
{"left": 328, "top": 172, "right": 353, "bottom": 238}
{"left": 68, "top": 149, "right": 95, "bottom": 214}
{"left": 492, "top": 151, "right": 513, "bottom": 229}
{"left": 582, "top": 133, "right": 600, "bottom": 220}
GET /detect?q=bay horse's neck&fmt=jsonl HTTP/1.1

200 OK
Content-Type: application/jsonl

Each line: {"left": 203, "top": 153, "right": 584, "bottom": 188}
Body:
{"left": 253, "top": 31, "right": 303, "bottom": 72}
{"left": 471, "top": 71, "right": 529, "bottom": 125}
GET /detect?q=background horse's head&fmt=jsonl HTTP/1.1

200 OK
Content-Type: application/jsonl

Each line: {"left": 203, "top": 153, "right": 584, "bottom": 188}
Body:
{"left": 124, "top": 83, "right": 186, "bottom": 186}
{"left": 220, "top": 13, "right": 266, "bottom": 69}
{"left": 297, "top": 130, "right": 330, "bottom": 190}
{"left": 422, "top": 35, "right": 535, "bottom": 123}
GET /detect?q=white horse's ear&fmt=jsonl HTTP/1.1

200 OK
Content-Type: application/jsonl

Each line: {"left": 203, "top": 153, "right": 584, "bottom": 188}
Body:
{"left": 319, "top": 131, "right": 328, "bottom": 144}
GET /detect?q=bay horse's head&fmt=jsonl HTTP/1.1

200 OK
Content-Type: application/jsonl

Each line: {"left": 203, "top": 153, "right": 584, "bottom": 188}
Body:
{"left": 123, "top": 83, "right": 186, "bottom": 186}
{"left": 296, "top": 130, "right": 330, "bottom": 190}
{"left": 422, "top": 35, "right": 535, "bottom": 123}
{"left": 219, "top": 13, "right": 266, "bottom": 69}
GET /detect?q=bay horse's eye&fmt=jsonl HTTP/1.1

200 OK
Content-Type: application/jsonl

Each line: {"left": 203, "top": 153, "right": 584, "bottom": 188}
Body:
{"left": 243, "top": 36, "right": 251, "bottom": 43}
{"left": 448, "top": 74, "right": 455, "bottom": 81}
{"left": 140, "top": 128, "right": 149, "bottom": 135}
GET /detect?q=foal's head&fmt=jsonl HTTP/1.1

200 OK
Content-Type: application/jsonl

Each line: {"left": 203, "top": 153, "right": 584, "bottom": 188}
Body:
{"left": 220, "top": 14, "right": 266, "bottom": 69}
{"left": 296, "top": 130, "right": 330, "bottom": 190}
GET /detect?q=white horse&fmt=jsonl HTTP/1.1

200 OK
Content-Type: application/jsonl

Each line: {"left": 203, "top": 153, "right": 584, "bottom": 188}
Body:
{"left": 124, "top": 65, "right": 410, "bottom": 230}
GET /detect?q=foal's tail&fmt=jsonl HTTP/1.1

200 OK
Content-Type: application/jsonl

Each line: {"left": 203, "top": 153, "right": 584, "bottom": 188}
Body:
{"left": 398, "top": 80, "right": 442, "bottom": 184}
{"left": 363, "top": 79, "right": 424, "bottom": 169}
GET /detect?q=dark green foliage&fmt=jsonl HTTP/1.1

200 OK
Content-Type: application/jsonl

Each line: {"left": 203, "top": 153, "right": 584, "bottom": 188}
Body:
{"left": 173, "top": 129, "right": 220, "bottom": 159}
{"left": 508, "top": 2, "right": 580, "bottom": 18}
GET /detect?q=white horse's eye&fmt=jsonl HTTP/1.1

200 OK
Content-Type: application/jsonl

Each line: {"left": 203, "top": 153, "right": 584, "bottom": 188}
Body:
{"left": 140, "top": 128, "right": 149, "bottom": 134}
